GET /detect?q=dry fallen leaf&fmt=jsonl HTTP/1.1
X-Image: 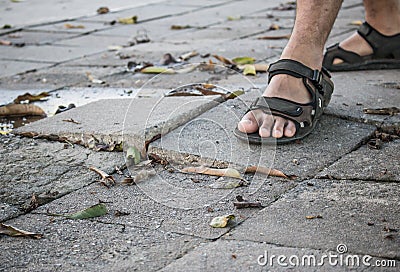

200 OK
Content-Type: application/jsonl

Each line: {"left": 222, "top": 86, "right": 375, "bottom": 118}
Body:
{"left": 64, "top": 23, "right": 85, "bottom": 29}
{"left": 363, "top": 107, "right": 399, "bottom": 116}
{"left": 257, "top": 34, "right": 291, "bottom": 40}
{"left": 97, "top": 6, "right": 110, "bottom": 14}
{"left": 232, "top": 56, "right": 255, "bottom": 65}
{"left": 171, "top": 25, "right": 192, "bottom": 30}
{"left": 0, "top": 223, "right": 43, "bottom": 239}
{"left": 306, "top": 215, "right": 323, "bottom": 220}
{"left": 245, "top": 166, "right": 294, "bottom": 179}
{"left": 243, "top": 64, "right": 256, "bottom": 76}
{"left": 13, "top": 92, "right": 50, "bottom": 104}
{"left": 89, "top": 166, "right": 116, "bottom": 187}
{"left": 269, "top": 23, "right": 280, "bottom": 30}
{"left": 233, "top": 201, "right": 262, "bottom": 209}
{"left": 349, "top": 20, "right": 363, "bottom": 26}
{"left": 212, "top": 54, "right": 235, "bottom": 65}
{"left": 86, "top": 72, "right": 105, "bottom": 84}
{"left": 140, "top": 66, "right": 175, "bottom": 74}
{"left": 0, "top": 104, "right": 46, "bottom": 117}
{"left": 179, "top": 51, "right": 198, "bottom": 61}
{"left": 209, "top": 180, "right": 246, "bottom": 189}
{"left": 182, "top": 166, "right": 243, "bottom": 179}
{"left": 254, "top": 63, "right": 269, "bottom": 72}
{"left": 118, "top": 16, "right": 138, "bottom": 24}
{"left": 0, "top": 39, "right": 12, "bottom": 46}
{"left": 210, "top": 214, "right": 235, "bottom": 228}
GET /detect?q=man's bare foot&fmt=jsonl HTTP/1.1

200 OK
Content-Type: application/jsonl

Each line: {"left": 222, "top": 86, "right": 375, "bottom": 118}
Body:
{"left": 237, "top": 68, "right": 312, "bottom": 139}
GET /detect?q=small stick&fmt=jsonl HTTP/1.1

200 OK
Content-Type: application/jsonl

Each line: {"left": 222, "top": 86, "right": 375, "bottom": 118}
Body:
{"left": 89, "top": 166, "right": 116, "bottom": 187}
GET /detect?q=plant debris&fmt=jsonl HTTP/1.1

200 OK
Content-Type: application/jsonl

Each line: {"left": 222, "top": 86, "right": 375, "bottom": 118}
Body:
{"left": 0, "top": 223, "right": 43, "bottom": 239}
{"left": 349, "top": 20, "right": 363, "bottom": 26}
{"left": 13, "top": 92, "right": 50, "bottom": 104}
{"left": 89, "top": 166, "right": 116, "bottom": 187}
{"left": 209, "top": 180, "right": 247, "bottom": 189}
{"left": 126, "top": 146, "right": 141, "bottom": 165}
{"left": 171, "top": 25, "right": 192, "bottom": 30}
{"left": 55, "top": 103, "right": 76, "bottom": 114}
{"left": 118, "top": 16, "right": 138, "bottom": 24}
{"left": 245, "top": 166, "right": 296, "bottom": 179}
{"left": 182, "top": 166, "right": 243, "bottom": 180}
{"left": 273, "top": 2, "right": 296, "bottom": 10}
{"left": 86, "top": 72, "right": 105, "bottom": 84}
{"left": 363, "top": 107, "right": 399, "bottom": 116}
{"left": 64, "top": 23, "right": 85, "bottom": 29}
{"left": 242, "top": 64, "right": 256, "bottom": 76}
{"left": 62, "top": 118, "right": 81, "bottom": 124}
{"left": 306, "top": 215, "right": 323, "bottom": 220}
{"left": 210, "top": 214, "right": 235, "bottom": 228}
{"left": 0, "top": 104, "right": 46, "bottom": 117}
{"left": 232, "top": 56, "right": 255, "bottom": 65}
{"left": 47, "top": 203, "right": 108, "bottom": 220}
{"left": 114, "top": 210, "right": 130, "bottom": 217}
{"left": 97, "top": 6, "right": 110, "bottom": 14}
{"left": 257, "top": 34, "right": 291, "bottom": 40}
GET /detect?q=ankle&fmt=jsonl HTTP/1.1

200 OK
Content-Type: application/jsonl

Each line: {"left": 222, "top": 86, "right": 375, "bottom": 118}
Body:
{"left": 366, "top": 17, "right": 400, "bottom": 36}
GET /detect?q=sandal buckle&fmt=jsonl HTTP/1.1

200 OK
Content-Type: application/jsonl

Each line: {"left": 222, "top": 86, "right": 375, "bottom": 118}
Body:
{"left": 311, "top": 70, "right": 323, "bottom": 90}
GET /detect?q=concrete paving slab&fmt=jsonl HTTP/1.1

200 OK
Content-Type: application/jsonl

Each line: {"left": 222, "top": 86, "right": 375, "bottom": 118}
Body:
{"left": 14, "top": 96, "right": 224, "bottom": 151}
{"left": 26, "top": 21, "right": 112, "bottom": 34}
{"left": 0, "top": 212, "right": 203, "bottom": 271}
{"left": 2, "top": 30, "right": 79, "bottom": 45}
{"left": 227, "top": 179, "right": 400, "bottom": 260}
{"left": 26, "top": 164, "right": 296, "bottom": 239}
{"left": 0, "top": 135, "right": 124, "bottom": 221}
{"left": 80, "top": 3, "right": 198, "bottom": 24}
{"left": 54, "top": 34, "right": 130, "bottom": 50}
{"left": 318, "top": 140, "right": 400, "bottom": 182}
{"left": 0, "top": 60, "right": 52, "bottom": 79}
{"left": 0, "top": 43, "right": 104, "bottom": 63}
{"left": 0, "top": 65, "right": 123, "bottom": 91}
{"left": 161, "top": 239, "right": 398, "bottom": 271}
{"left": 326, "top": 70, "right": 400, "bottom": 127}
{"left": 61, "top": 51, "right": 128, "bottom": 67}
{"left": 149, "top": 90, "right": 375, "bottom": 178}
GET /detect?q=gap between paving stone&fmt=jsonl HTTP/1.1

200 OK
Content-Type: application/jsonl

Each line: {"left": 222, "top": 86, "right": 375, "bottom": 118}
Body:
{"left": 149, "top": 89, "right": 376, "bottom": 179}
{"left": 14, "top": 95, "right": 224, "bottom": 151}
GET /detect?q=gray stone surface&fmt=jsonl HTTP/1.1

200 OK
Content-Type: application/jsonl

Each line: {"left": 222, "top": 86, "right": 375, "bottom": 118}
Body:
{"left": 0, "top": 60, "right": 52, "bottom": 79}
{"left": 2, "top": 30, "right": 79, "bottom": 45}
{"left": 318, "top": 140, "right": 400, "bottom": 182}
{"left": 15, "top": 96, "right": 224, "bottom": 150}
{"left": 0, "top": 212, "right": 203, "bottom": 272}
{"left": 0, "top": 135, "right": 124, "bottom": 221}
{"left": 150, "top": 90, "right": 375, "bottom": 178}
{"left": 24, "top": 164, "right": 296, "bottom": 239}
{"left": 326, "top": 70, "right": 400, "bottom": 126}
{"left": 161, "top": 239, "right": 398, "bottom": 271}
{"left": 227, "top": 179, "right": 400, "bottom": 259}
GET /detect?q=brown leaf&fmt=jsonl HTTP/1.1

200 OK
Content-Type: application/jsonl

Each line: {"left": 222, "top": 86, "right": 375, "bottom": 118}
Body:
{"left": 121, "top": 177, "right": 135, "bottom": 185}
{"left": 245, "top": 166, "right": 295, "bottom": 179}
{"left": 233, "top": 201, "right": 262, "bottom": 209}
{"left": 212, "top": 55, "right": 235, "bottom": 65}
{"left": 306, "top": 215, "right": 323, "bottom": 219}
{"left": 160, "top": 53, "right": 179, "bottom": 65}
{"left": 114, "top": 210, "right": 130, "bottom": 216}
{"left": 254, "top": 63, "right": 269, "bottom": 72}
{"left": 62, "top": 118, "right": 81, "bottom": 124}
{"left": 64, "top": 23, "right": 85, "bottom": 29}
{"left": 171, "top": 25, "right": 192, "bottom": 30}
{"left": 257, "top": 34, "right": 291, "bottom": 40}
{"left": 363, "top": 107, "right": 399, "bottom": 116}
{"left": 269, "top": 23, "right": 280, "bottom": 30}
{"left": 182, "top": 166, "right": 243, "bottom": 179}
{"left": 0, "top": 104, "right": 46, "bottom": 117}
{"left": 97, "top": 6, "right": 110, "bottom": 14}
{"left": 0, "top": 223, "right": 43, "bottom": 239}
{"left": 89, "top": 166, "right": 116, "bottom": 187}
{"left": 179, "top": 51, "right": 198, "bottom": 61}
{"left": 13, "top": 92, "right": 50, "bottom": 104}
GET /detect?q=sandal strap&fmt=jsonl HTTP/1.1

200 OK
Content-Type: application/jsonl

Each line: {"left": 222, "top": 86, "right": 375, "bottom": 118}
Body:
{"left": 268, "top": 59, "right": 329, "bottom": 90}
{"left": 324, "top": 43, "right": 365, "bottom": 65}
{"left": 357, "top": 22, "right": 384, "bottom": 53}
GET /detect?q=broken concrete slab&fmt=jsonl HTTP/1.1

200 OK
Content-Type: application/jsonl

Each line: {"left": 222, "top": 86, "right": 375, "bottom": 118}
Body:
{"left": 0, "top": 135, "right": 124, "bottom": 221}
{"left": 15, "top": 95, "right": 224, "bottom": 151}
{"left": 318, "top": 140, "right": 400, "bottom": 182}
{"left": 227, "top": 179, "right": 400, "bottom": 260}
{"left": 161, "top": 239, "right": 398, "bottom": 271}
{"left": 149, "top": 90, "right": 375, "bottom": 178}
{"left": 326, "top": 70, "right": 400, "bottom": 127}
{"left": 0, "top": 212, "right": 204, "bottom": 271}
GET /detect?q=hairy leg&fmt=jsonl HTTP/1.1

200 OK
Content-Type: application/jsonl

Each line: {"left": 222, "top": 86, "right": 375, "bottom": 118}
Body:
{"left": 334, "top": 0, "right": 400, "bottom": 64}
{"left": 238, "top": 0, "right": 342, "bottom": 138}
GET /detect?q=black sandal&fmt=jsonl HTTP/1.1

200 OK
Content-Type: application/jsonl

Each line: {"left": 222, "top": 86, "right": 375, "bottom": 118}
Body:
{"left": 234, "top": 59, "right": 334, "bottom": 145}
{"left": 323, "top": 22, "right": 400, "bottom": 71}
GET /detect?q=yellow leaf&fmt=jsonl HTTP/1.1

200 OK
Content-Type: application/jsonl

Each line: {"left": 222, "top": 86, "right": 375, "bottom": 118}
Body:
{"left": 118, "top": 16, "right": 138, "bottom": 24}
{"left": 64, "top": 23, "right": 85, "bottom": 29}
{"left": 210, "top": 214, "right": 235, "bottom": 228}
{"left": 349, "top": 20, "right": 363, "bottom": 26}
{"left": 243, "top": 64, "right": 256, "bottom": 76}
{"left": 232, "top": 56, "right": 255, "bottom": 65}
{"left": 140, "top": 66, "right": 175, "bottom": 74}
{"left": 182, "top": 166, "right": 243, "bottom": 179}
